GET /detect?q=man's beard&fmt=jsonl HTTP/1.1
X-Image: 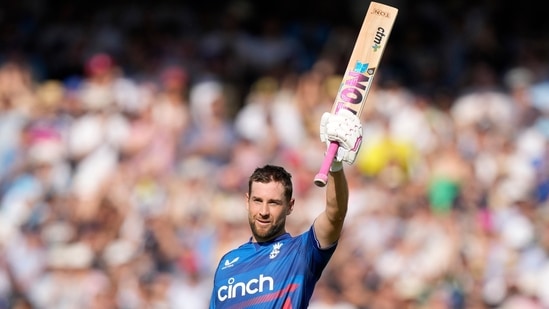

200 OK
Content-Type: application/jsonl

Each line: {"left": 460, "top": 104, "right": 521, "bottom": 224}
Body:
{"left": 249, "top": 216, "right": 286, "bottom": 243}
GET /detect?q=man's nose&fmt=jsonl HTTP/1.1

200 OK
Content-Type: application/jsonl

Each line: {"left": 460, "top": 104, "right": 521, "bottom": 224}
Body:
{"left": 259, "top": 204, "right": 270, "bottom": 216}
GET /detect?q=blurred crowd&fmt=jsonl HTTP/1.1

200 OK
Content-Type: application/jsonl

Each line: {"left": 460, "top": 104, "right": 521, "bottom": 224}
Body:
{"left": 2, "top": 0, "right": 549, "bottom": 308}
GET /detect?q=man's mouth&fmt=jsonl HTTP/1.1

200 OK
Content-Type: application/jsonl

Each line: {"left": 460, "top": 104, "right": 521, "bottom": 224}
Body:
{"left": 256, "top": 219, "right": 270, "bottom": 226}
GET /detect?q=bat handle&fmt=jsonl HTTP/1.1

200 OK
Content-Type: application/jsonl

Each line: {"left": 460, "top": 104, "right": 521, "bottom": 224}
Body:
{"left": 314, "top": 141, "right": 340, "bottom": 187}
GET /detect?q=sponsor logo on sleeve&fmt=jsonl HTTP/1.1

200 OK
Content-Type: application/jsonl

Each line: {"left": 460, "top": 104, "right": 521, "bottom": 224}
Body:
{"left": 222, "top": 257, "right": 240, "bottom": 270}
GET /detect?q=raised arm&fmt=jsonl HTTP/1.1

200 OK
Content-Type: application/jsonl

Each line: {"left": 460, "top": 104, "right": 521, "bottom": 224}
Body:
{"left": 313, "top": 109, "right": 362, "bottom": 248}
{"left": 313, "top": 168, "right": 349, "bottom": 248}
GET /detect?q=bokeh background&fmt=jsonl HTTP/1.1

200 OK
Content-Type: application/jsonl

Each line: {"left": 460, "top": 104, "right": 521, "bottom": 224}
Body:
{"left": 1, "top": 0, "right": 549, "bottom": 308}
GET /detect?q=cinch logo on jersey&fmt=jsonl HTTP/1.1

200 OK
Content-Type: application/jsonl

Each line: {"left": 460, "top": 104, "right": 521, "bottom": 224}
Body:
{"left": 372, "top": 27, "right": 386, "bottom": 52}
{"left": 217, "top": 275, "right": 275, "bottom": 302}
{"left": 335, "top": 63, "right": 375, "bottom": 115}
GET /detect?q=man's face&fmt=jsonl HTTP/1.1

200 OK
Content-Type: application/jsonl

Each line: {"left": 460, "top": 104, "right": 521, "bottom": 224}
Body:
{"left": 246, "top": 181, "right": 294, "bottom": 243}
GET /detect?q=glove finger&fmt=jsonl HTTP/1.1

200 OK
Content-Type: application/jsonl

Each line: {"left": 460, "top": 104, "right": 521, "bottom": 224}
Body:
{"left": 336, "top": 145, "right": 358, "bottom": 164}
{"left": 326, "top": 125, "right": 352, "bottom": 148}
{"left": 319, "top": 112, "right": 331, "bottom": 142}
{"left": 335, "top": 147, "right": 346, "bottom": 162}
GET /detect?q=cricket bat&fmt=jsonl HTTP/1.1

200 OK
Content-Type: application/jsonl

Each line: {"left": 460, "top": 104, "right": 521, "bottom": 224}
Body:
{"left": 314, "top": 1, "right": 398, "bottom": 187}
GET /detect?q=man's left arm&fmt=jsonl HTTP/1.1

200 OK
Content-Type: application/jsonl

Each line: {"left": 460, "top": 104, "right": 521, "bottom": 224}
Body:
{"left": 313, "top": 110, "right": 362, "bottom": 248}
{"left": 313, "top": 168, "right": 349, "bottom": 248}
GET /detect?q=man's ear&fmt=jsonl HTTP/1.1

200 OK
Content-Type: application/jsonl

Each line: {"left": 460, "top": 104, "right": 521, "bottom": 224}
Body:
{"left": 287, "top": 198, "right": 295, "bottom": 215}
{"left": 245, "top": 193, "right": 250, "bottom": 210}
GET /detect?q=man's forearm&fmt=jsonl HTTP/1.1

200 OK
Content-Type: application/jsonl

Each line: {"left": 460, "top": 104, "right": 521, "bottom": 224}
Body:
{"left": 326, "top": 169, "right": 349, "bottom": 224}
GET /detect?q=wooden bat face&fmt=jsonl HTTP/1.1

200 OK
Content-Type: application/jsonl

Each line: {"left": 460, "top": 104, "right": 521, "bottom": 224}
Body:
{"left": 332, "top": 2, "right": 398, "bottom": 118}
{"left": 314, "top": 2, "right": 398, "bottom": 187}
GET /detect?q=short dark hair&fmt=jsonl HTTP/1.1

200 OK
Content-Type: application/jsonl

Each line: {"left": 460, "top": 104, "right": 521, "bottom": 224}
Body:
{"left": 248, "top": 165, "right": 293, "bottom": 202}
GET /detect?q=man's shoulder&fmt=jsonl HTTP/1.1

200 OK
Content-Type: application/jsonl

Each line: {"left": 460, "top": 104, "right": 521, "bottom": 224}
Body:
{"left": 222, "top": 241, "right": 253, "bottom": 258}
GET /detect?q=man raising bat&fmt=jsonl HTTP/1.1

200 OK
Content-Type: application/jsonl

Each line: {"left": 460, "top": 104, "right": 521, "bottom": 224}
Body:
{"left": 209, "top": 2, "right": 397, "bottom": 307}
{"left": 208, "top": 110, "right": 363, "bottom": 308}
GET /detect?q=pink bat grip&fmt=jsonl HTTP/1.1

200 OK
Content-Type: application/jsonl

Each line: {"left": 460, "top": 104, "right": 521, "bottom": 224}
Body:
{"left": 314, "top": 141, "right": 339, "bottom": 187}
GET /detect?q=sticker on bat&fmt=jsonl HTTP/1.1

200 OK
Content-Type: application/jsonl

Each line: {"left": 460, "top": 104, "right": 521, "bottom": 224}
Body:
{"left": 335, "top": 62, "right": 376, "bottom": 115}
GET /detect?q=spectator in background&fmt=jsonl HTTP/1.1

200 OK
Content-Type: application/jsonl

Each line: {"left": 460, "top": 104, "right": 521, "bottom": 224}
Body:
{"left": 66, "top": 53, "right": 131, "bottom": 222}
{"left": 0, "top": 61, "right": 36, "bottom": 191}
{"left": 180, "top": 80, "right": 237, "bottom": 167}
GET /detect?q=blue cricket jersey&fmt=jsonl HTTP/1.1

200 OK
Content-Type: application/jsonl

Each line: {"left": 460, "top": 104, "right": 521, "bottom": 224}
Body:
{"left": 209, "top": 226, "right": 337, "bottom": 309}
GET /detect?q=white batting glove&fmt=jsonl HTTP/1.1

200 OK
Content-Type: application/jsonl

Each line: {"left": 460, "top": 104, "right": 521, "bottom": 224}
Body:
{"left": 320, "top": 109, "right": 363, "bottom": 170}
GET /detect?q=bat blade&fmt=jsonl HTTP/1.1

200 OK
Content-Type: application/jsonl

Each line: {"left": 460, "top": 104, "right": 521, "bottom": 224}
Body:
{"left": 314, "top": 1, "right": 398, "bottom": 187}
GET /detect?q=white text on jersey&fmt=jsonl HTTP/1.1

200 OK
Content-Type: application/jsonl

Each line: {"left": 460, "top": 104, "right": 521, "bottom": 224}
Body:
{"left": 217, "top": 275, "right": 275, "bottom": 301}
